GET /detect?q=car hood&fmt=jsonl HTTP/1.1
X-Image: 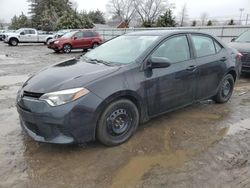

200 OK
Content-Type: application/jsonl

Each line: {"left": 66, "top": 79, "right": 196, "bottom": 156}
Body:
{"left": 23, "top": 58, "right": 120, "bottom": 93}
{"left": 228, "top": 42, "right": 250, "bottom": 52}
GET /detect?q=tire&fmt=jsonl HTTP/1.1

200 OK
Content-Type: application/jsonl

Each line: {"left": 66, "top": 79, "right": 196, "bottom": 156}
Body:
{"left": 92, "top": 43, "right": 99, "bottom": 49}
{"left": 63, "top": 44, "right": 72, "bottom": 53}
{"left": 9, "top": 38, "right": 18, "bottom": 46}
{"left": 97, "top": 99, "right": 139, "bottom": 146}
{"left": 45, "top": 38, "right": 52, "bottom": 45}
{"left": 214, "top": 74, "right": 234, "bottom": 103}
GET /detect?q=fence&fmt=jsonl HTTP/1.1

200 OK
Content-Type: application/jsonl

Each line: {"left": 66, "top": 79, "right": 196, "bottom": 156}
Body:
{"left": 95, "top": 25, "right": 250, "bottom": 43}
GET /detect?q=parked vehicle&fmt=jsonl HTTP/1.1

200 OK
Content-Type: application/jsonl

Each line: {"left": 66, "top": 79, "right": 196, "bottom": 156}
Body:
{"left": 229, "top": 30, "right": 250, "bottom": 73}
{"left": 53, "top": 29, "right": 73, "bottom": 39}
{"left": 47, "top": 30, "right": 103, "bottom": 53}
{"left": 0, "top": 30, "right": 5, "bottom": 41}
{"left": 17, "top": 30, "right": 241, "bottom": 146}
{"left": 0, "top": 30, "right": 15, "bottom": 41}
{"left": 4, "top": 28, "right": 53, "bottom": 46}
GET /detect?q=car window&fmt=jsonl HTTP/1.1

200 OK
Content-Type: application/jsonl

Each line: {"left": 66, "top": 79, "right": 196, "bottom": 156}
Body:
{"left": 151, "top": 35, "right": 191, "bottom": 63}
{"left": 24, "top": 30, "right": 30, "bottom": 34}
{"left": 29, "top": 30, "right": 36, "bottom": 34}
{"left": 235, "top": 30, "right": 250, "bottom": 42}
{"left": 83, "top": 31, "right": 94, "bottom": 38}
{"left": 192, "top": 35, "right": 216, "bottom": 57}
{"left": 214, "top": 41, "right": 222, "bottom": 52}
{"left": 74, "top": 31, "right": 84, "bottom": 39}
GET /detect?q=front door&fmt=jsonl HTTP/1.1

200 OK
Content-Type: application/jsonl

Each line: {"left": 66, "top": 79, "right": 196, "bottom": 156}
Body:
{"left": 144, "top": 35, "right": 197, "bottom": 116}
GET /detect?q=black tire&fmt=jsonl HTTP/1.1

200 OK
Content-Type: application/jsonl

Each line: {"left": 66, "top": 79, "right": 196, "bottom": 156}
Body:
{"left": 214, "top": 74, "right": 234, "bottom": 103}
{"left": 9, "top": 38, "right": 18, "bottom": 46}
{"left": 45, "top": 38, "right": 52, "bottom": 45}
{"left": 63, "top": 44, "right": 72, "bottom": 53}
{"left": 92, "top": 43, "right": 99, "bottom": 49}
{"left": 97, "top": 99, "right": 139, "bottom": 146}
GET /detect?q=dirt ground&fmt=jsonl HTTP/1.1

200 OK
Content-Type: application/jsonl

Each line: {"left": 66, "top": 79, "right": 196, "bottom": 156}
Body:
{"left": 0, "top": 42, "right": 250, "bottom": 188}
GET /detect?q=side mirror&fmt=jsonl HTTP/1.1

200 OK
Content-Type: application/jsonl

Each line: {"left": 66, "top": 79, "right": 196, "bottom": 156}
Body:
{"left": 146, "top": 57, "right": 171, "bottom": 69}
{"left": 73, "top": 36, "right": 77, "bottom": 40}
{"left": 20, "top": 32, "right": 25, "bottom": 35}
{"left": 231, "top": 38, "right": 236, "bottom": 42}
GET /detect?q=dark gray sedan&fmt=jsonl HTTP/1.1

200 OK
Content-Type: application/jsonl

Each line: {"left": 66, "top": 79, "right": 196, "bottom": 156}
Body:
{"left": 17, "top": 30, "right": 241, "bottom": 146}
{"left": 229, "top": 30, "right": 250, "bottom": 73}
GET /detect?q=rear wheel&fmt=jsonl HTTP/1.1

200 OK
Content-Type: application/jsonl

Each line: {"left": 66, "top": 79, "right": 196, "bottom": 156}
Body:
{"left": 45, "top": 38, "right": 52, "bottom": 45}
{"left": 92, "top": 43, "right": 99, "bottom": 49}
{"left": 63, "top": 44, "right": 72, "bottom": 53}
{"left": 97, "top": 99, "right": 139, "bottom": 146}
{"left": 214, "top": 74, "right": 234, "bottom": 103}
{"left": 9, "top": 38, "right": 18, "bottom": 46}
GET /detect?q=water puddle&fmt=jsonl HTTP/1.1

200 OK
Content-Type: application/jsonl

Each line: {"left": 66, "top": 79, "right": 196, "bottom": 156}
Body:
{"left": 110, "top": 149, "right": 193, "bottom": 188}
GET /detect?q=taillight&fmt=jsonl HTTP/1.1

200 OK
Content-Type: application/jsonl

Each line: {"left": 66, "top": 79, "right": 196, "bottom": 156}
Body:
{"left": 236, "top": 52, "right": 243, "bottom": 61}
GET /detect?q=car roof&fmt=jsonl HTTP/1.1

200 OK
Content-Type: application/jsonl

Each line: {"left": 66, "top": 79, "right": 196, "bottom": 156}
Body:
{"left": 125, "top": 30, "right": 213, "bottom": 37}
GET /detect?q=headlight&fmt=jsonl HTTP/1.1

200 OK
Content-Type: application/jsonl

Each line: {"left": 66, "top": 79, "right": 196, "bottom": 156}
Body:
{"left": 40, "top": 88, "right": 89, "bottom": 106}
{"left": 54, "top": 40, "right": 59, "bottom": 44}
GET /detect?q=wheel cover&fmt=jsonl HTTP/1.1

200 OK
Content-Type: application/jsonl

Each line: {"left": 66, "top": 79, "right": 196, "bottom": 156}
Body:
{"left": 12, "top": 40, "right": 17, "bottom": 45}
{"left": 64, "top": 45, "right": 71, "bottom": 52}
{"left": 222, "top": 79, "right": 231, "bottom": 97}
{"left": 106, "top": 108, "right": 132, "bottom": 136}
{"left": 93, "top": 44, "right": 98, "bottom": 48}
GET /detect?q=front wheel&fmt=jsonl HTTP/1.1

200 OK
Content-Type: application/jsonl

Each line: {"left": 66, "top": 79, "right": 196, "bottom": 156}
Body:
{"left": 97, "top": 99, "right": 139, "bottom": 146}
{"left": 9, "top": 38, "right": 18, "bottom": 46}
{"left": 92, "top": 43, "right": 99, "bottom": 49}
{"left": 214, "top": 74, "right": 234, "bottom": 103}
{"left": 63, "top": 44, "right": 72, "bottom": 53}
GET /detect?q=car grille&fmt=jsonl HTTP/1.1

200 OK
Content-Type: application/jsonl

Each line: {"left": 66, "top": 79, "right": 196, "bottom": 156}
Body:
{"left": 241, "top": 52, "right": 250, "bottom": 63}
{"left": 25, "top": 121, "right": 41, "bottom": 136}
{"left": 23, "top": 91, "right": 43, "bottom": 99}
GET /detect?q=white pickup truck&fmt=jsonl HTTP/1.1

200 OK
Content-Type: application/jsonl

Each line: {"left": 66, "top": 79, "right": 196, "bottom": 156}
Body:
{"left": 4, "top": 28, "right": 54, "bottom": 46}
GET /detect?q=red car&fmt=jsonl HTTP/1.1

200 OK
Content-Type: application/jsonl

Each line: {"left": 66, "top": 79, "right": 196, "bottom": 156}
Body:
{"left": 48, "top": 30, "right": 103, "bottom": 53}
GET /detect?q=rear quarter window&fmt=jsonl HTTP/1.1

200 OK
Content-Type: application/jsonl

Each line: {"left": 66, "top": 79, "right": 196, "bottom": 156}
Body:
{"left": 192, "top": 35, "right": 216, "bottom": 57}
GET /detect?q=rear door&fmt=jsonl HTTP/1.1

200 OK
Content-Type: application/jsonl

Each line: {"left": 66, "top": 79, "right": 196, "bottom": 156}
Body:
{"left": 190, "top": 34, "right": 228, "bottom": 100}
{"left": 82, "top": 31, "right": 94, "bottom": 48}
{"left": 145, "top": 34, "right": 197, "bottom": 116}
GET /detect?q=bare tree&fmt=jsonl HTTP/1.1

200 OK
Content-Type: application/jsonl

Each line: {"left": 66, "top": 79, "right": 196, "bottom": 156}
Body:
{"left": 106, "top": 0, "right": 136, "bottom": 25}
{"left": 200, "top": 12, "right": 208, "bottom": 26}
{"left": 134, "top": 0, "right": 168, "bottom": 27}
{"left": 179, "top": 3, "right": 188, "bottom": 26}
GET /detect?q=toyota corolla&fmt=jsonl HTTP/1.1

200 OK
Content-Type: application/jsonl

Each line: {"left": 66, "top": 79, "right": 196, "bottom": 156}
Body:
{"left": 16, "top": 30, "right": 241, "bottom": 146}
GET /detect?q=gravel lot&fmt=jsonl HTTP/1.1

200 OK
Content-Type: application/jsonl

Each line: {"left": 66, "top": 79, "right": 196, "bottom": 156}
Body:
{"left": 0, "top": 42, "right": 250, "bottom": 188}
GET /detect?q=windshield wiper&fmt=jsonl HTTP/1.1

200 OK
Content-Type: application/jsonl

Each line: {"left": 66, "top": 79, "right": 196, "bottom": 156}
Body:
{"left": 80, "top": 56, "right": 117, "bottom": 66}
{"left": 89, "top": 58, "right": 114, "bottom": 66}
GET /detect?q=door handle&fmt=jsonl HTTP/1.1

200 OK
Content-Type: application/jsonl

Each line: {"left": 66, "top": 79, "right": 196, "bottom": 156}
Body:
{"left": 186, "top": 65, "right": 197, "bottom": 71}
{"left": 220, "top": 57, "right": 227, "bottom": 61}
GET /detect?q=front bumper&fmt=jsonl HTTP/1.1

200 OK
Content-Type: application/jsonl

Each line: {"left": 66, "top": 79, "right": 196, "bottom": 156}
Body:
{"left": 47, "top": 43, "right": 63, "bottom": 50}
{"left": 17, "top": 92, "right": 103, "bottom": 144}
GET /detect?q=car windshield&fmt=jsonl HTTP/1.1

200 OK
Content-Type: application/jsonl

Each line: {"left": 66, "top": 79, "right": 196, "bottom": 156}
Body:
{"left": 61, "top": 31, "right": 77, "bottom": 39}
{"left": 235, "top": 30, "right": 250, "bottom": 42}
{"left": 84, "top": 35, "right": 159, "bottom": 64}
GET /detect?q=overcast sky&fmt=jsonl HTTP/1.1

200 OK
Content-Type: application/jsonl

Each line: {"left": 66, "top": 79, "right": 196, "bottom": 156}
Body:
{"left": 0, "top": 0, "right": 249, "bottom": 23}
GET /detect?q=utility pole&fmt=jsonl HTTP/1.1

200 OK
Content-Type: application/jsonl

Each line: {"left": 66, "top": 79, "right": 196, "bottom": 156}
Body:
{"left": 246, "top": 14, "right": 249, "bottom": 25}
{"left": 239, "top": 8, "right": 244, "bottom": 25}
